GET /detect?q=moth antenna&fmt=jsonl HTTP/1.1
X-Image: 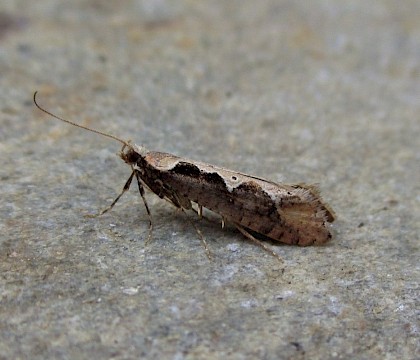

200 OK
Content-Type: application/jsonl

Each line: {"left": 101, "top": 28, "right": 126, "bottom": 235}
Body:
{"left": 33, "top": 91, "right": 130, "bottom": 147}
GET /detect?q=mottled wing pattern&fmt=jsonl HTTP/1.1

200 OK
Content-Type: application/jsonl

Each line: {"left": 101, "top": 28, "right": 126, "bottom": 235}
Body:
{"left": 143, "top": 152, "right": 334, "bottom": 246}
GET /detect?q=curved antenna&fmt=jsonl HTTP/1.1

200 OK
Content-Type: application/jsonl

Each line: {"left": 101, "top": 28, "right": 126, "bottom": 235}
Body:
{"left": 33, "top": 91, "right": 130, "bottom": 147}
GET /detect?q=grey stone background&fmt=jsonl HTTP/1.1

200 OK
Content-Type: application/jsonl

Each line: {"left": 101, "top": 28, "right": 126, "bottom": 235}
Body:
{"left": 0, "top": 1, "right": 418, "bottom": 359}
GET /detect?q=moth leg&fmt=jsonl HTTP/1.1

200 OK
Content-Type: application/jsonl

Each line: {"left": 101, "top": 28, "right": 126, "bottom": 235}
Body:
{"left": 134, "top": 171, "right": 153, "bottom": 244}
{"left": 235, "top": 224, "right": 283, "bottom": 262}
{"left": 180, "top": 208, "right": 212, "bottom": 260}
{"left": 189, "top": 205, "right": 210, "bottom": 222}
{"left": 85, "top": 171, "right": 135, "bottom": 218}
{"left": 149, "top": 181, "right": 211, "bottom": 259}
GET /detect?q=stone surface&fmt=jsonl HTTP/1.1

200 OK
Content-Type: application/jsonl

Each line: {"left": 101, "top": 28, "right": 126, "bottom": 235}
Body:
{"left": 0, "top": 1, "right": 418, "bottom": 359}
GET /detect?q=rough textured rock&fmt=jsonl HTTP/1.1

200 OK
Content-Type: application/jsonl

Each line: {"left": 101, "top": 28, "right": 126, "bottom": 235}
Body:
{"left": 1, "top": 1, "right": 418, "bottom": 359}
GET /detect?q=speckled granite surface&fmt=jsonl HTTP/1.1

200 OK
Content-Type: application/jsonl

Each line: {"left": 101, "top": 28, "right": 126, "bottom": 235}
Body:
{"left": 1, "top": 1, "right": 418, "bottom": 359}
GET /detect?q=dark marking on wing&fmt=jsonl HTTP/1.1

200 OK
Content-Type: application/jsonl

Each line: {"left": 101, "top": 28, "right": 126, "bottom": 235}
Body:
{"left": 202, "top": 171, "right": 226, "bottom": 186}
{"left": 170, "top": 162, "right": 201, "bottom": 177}
{"left": 233, "top": 181, "right": 278, "bottom": 217}
{"left": 234, "top": 181, "right": 261, "bottom": 193}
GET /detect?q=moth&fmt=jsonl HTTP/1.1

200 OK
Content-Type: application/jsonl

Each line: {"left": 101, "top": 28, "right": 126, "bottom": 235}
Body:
{"left": 34, "top": 92, "right": 335, "bottom": 259}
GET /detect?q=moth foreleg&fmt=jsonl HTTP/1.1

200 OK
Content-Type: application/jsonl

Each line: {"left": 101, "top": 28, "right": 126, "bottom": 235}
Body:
{"left": 235, "top": 224, "right": 283, "bottom": 262}
{"left": 134, "top": 171, "right": 153, "bottom": 244}
{"left": 85, "top": 171, "right": 135, "bottom": 218}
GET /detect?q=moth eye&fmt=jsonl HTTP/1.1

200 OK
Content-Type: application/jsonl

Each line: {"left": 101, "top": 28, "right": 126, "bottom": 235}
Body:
{"left": 231, "top": 176, "right": 238, "bottom": 181}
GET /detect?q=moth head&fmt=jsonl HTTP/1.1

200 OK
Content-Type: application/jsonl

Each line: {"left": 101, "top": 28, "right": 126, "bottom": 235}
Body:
{"left": 119, "top": 142, "right": 148, "bottom": 165}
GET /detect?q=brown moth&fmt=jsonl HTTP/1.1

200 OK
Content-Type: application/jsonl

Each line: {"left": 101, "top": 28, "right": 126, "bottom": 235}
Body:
{"left": 34, "top": 92, "right": 335, "bottom": 259}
